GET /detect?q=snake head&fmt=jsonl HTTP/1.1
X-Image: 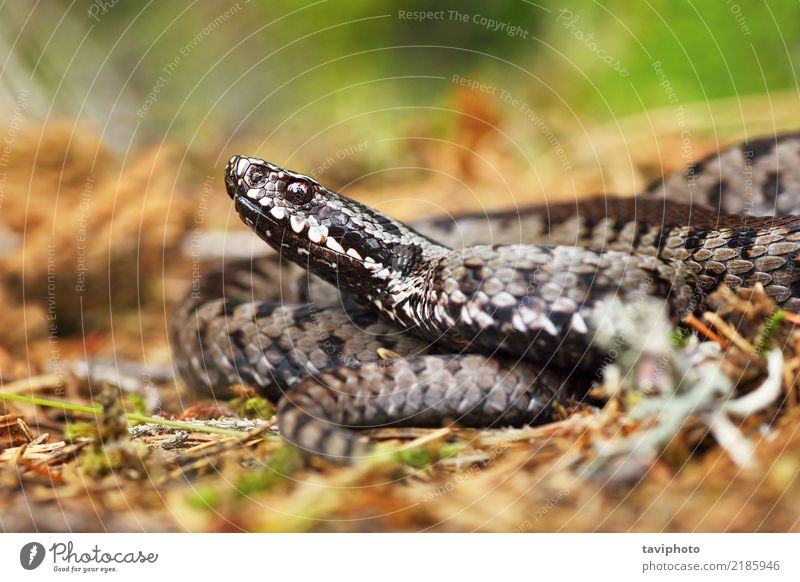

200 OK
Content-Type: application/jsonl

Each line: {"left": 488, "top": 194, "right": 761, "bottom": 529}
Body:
{"left": 226, "top": 155, "right": 407, "bottom": 281}
{"left": 225, "top": 154, "right": 446, "bottom": 302}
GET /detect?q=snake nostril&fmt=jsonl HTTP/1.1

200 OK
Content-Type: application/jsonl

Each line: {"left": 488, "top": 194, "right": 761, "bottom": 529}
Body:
{"left": 225, "top": 155, "right": 243, "bottom": 198}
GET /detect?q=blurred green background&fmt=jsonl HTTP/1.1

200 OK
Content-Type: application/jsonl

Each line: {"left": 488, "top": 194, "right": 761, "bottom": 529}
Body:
{"left": 1, "top": 0, "right": 798, "bottom": 195}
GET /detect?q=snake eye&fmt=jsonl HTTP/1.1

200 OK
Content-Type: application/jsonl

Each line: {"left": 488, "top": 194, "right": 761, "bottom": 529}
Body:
{"left": 286, "top": 180, "right": 312, "bottom": 205}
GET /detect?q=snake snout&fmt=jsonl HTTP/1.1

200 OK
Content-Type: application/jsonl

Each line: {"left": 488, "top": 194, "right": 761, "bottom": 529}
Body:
{"left": 225, "top": 155, "right": 248, "bottom": 198}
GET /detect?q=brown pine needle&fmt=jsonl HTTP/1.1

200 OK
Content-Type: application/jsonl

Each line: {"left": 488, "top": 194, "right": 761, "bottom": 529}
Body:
{"left": 702, "top": 312, "right": 758, "bottom": 355}
{"left": 682, "top": 313, "right": 730, "bottom": 349}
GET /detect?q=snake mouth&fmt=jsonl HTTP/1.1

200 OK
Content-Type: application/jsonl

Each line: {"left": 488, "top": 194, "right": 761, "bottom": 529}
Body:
{"left": 234, "top": 193, "right": 275, "bottom": 232}
{"left": 233, "top": 193, "right": 394, "bottom": 285}
{"left": 234, "top": 194, "right": 321, "bottom": 255}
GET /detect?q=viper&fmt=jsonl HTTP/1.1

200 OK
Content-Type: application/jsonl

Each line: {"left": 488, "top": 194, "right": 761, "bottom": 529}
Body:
{"left": 172, "top": 134, "right": 800, "bottom": 462}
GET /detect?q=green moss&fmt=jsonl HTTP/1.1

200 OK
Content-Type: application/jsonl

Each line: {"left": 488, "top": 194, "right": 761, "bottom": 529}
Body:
{"left": 396, "top": 446, "right": 434, "bottom": 469}
{"left": 186, "top": 486, "right": 222, "bottom": 512}
{"left": 125, "top": 393, "right": 148, "bottom": 416}
{"left": 63, "top": 422, "right": 98, "bottom": 441}
{"left": 438, "top": 442, "right": 466, "bottom": 459}
{"left": 671, "top": 327, "right": 689, "bottom": 349}
{"left": 234, "top": 446, "right": 302, "bottom": 498}
{"left": 756, "top": 309, "right": 786, "bottom": 355}
{"left": 227, "top": 396, "right": 275, "bottom": 420}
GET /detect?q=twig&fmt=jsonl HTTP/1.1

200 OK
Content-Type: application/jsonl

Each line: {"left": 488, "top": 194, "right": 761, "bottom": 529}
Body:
{"left": 683, "top": 313, "right": 730, "bottom": 348}
{"left": 0, "top": 391, "right": 253, "bottom": 438}
{"left": 702, "top": 312, "right": 757, "bottom": 354}
{"left": 171, "top": 421, "right": 278, "bottom": 466}
{"left": 781, "top": 311, "right": 800, "bottom": 326}
{"left": 397, "top": 426, "right": 452, "bottom": 451}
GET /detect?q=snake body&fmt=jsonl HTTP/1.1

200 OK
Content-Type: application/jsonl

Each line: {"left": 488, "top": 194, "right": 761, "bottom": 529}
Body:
{"left": 172, "top": 134, "right": 800, "bottom": 461}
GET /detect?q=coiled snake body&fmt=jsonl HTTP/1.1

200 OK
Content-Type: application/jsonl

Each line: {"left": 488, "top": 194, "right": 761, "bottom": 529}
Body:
{"left": 172, "top": 134, "right": 800, "bottom": 461}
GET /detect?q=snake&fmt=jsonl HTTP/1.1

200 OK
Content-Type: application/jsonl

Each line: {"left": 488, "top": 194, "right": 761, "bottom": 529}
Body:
{"left": 171, "top": 134, "right": 800, "bottom": 462}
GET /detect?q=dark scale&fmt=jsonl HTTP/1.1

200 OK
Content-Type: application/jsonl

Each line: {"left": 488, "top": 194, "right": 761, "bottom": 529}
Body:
{"left": 390, "top": 242, "right": 422, "bottom": 274}
{"left": 364, "top": 238, "right": 390, "bottom": 265}
{"left": 682, "top": 234, "right": 706, "bottom": 250}
{"left": 327, "top": 223, "right": 346, "bottom": 240}
{"left": 220, "top": 300, "right": 238, "bottom": 317}
{"left": 742, "top": 135, "right": 785, "bottom": 161}
{"left": 254, "top": 302, "right": 278, "bottom": 319}
{"left": 652, "top": 225, "right": 680, "bottom": 253}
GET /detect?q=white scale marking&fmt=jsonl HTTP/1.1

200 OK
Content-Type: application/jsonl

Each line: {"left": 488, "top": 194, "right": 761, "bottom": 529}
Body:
{"left": 308, "top": 226, "right": 324, "bottom": 244}
{"left": 326, "top": 238, "right": 345, "bottom": 254}
{"left": 570, "top": 313, "right": 589, "bottom": 334}
{"left": 290, "top": 215, "right": 306, "bottom": 233}
{"left": 538, "top": 316, "right": 558, "bottom": 336}
{"left": 511, "top": 313, "right": 527, "bottom": 332}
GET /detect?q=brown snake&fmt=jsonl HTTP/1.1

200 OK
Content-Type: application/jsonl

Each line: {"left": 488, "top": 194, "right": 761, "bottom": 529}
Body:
{"left": 172, "top": 134, "right": 800, "bottom": 461}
